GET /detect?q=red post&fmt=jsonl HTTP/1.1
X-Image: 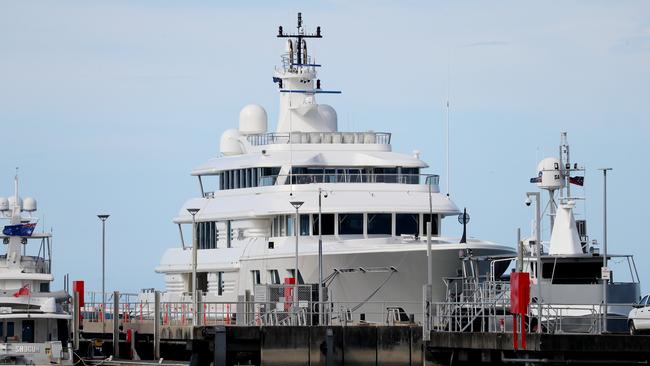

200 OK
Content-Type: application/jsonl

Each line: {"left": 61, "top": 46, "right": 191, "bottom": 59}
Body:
{"left": 510, "top": 272, "right": 531, "bottom": 350}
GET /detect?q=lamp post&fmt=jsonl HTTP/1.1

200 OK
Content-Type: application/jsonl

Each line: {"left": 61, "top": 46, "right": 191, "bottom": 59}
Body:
{"left": 97, "top": 214, "right": 109, "bottom": 334}
{"left": 187, "top": 208, "right": 200, "bottom": 327}
{"left": 525, "top": 192, "right": 542, "bottom": 333}
{"left": 599, "top": 168, "right": 612, "bottom": 333}
{"left": 317, "top": 189, "right": 328, "bottom": 325}
{"left": 290, "top": 201, "right": 304, "bottom": 311}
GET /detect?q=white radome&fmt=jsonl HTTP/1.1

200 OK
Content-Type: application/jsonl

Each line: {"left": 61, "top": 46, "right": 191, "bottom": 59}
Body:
{"left": 238, "top": 104, "right": 268, "bottom": 135}
{"left": 7, "top": 196, "right": 22, "bottom": 211}
{"left": 219, "top": 128, "right": 243, "bottom": 156}
{"left": 317, "top": 104, "right": 338, "bottom": 132}
{"left": 23, "top": 197, "right": 37, "bottom": 212}
{"left": 0, "top": 197, "right": 8, "bottom": 211}
{"left": 536, "top": 157, "right": 563, "bottom": 190}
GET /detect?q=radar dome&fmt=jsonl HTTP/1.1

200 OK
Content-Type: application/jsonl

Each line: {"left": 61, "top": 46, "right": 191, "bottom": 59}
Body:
{"left": 0, "top": 197, "right": 8, "bottom": 211}
{"left": 317, "top": 104, "right": 338, "bottom": 132}
{"left": 238, "top": 104, "right": 268, "bottom": 135}
{"left": 536, "top": 157, "right": 563, "bottom": 190}
{"left": 7, "top": 196, "right": 22, "bottom": 211}
{"left": 220, "top": 128, "right": 243, "bottom": 156}
{"left": 23, "top": 197, "right": 37, "bottom": 212}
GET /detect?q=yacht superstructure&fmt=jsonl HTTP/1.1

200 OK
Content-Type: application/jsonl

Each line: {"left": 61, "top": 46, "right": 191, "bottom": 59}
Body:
{"left": 0, "top": 176, "right": 72, "bottom": 364}
{"left": 154, "top": 14, "right": 514, "bottom": 321}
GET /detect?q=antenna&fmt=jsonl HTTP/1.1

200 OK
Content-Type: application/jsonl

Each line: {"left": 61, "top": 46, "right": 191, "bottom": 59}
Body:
{"left": 277, "top": 12, "right": 322, "bottom": 66}
{"left": 445, "top": 97, "right": 450, "bottom": 197}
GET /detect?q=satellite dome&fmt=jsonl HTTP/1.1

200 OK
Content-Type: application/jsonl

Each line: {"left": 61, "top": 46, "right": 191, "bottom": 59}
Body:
{"left": 0, "top": 197, "right": 8, "bottom": 211}
{"left": 536, "top": 157, "right": 564, "bottom": 190}
{"left": 317, "top": 104, "right": 338, "bottom": 132}
{"left": 23, "top": 197, "right": 37, "bottom": 212}
{"left": 7, "top": 196, "right": 22, "bottom": 211}
{"left": 220, "top": 128, "right": 243, "bottom": 156}
{"left": 238, "top": 104, "right": 268, "bottom": 135}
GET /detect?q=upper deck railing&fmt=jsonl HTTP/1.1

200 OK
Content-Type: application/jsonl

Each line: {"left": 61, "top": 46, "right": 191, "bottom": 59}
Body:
{"left": 246, "top": 131, "right": 391, "bottom": 146}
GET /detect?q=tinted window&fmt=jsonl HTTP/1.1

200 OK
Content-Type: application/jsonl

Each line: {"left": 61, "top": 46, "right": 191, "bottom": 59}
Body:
{"left": 339, "top": 214, "right": 363, "bottom": 235}
{"left": 300, "top": 214, "right": 310, "bottom": 236}
{"left": 423, "top": 214, "right": 439, "bottom": 236}
{"left": 313, "top": 214, "right": 335, "bottom": 235}
{"left": 396, "top": 214, "right": 419, "bottom": 236}
{"left": 367, "top": 214, "right": 392, "bottom": 235}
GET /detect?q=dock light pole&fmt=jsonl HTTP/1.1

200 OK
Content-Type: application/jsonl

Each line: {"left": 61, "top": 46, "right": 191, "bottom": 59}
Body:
{"left": 290, "top": 201, "right": 304, "bottom": 311}
{"left": 97, "top": 214, "right": 110, "bottom": 335}
{"left": 187, "top": 208, "right": 200, "bottom": 327}
{"left": 317, "top": 189, "right": 327, "bottom": 325}
{"left": 599, "top": 168, "right": 612, "bottom": 333}
{"left": 525, "top": 192, "right": 543, "bottom": 333}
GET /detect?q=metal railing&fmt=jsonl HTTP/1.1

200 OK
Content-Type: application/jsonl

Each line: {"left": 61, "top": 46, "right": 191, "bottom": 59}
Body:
{"left": 259, "top": 173, "right": 440, "bottom": 187}
{"left": 245, "top": 132, "right": 392, "bottom": 146}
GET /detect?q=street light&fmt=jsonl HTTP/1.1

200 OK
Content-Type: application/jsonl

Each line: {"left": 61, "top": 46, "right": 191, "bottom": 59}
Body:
{"left": 187, "top": 208, "right": 200, "bottom": 327}
{"left": 598, "top": 168, "right": 612, "bottom": 333}
{"left": 317, "top": 189, "right": 328, "bottom": 325}
{"left": 290, "top": 201, "right": 304, "bottom": 311}
{"left": 525, "top": 192, "right": 543, "bottom": 333}
{"left": 97, "top": 214, "right": 109, "bottom": 334}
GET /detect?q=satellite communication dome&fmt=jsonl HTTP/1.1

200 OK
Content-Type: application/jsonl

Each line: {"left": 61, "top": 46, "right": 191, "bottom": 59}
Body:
{"left": 220, "top": 128, "right": 243, "bottom": 156}
{"left": 536, "top": 157, "right": 564, "bottom": 190}
{"left": 317, "top": 104, "right": 338, "bottom": 132}
{"left": 238, "top": 104, "right": 268, "bottom": 135}
{"left": 7, "top": 196, "right": 22, "bottom": 210}
{"left": 0, "top": 197, "right": 8, "bottom": 211}
{"left": 23, "top": 197, "right": 37, "bottom": 212}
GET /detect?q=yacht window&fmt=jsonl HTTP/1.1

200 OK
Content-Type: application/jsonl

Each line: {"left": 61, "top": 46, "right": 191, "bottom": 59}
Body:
{"left": 197, "top": 272, "right": 208, "bottom": 292}
{"left": 288, "top": 269, "right": 305, "bottom": 284}
{"left": 339, "top": 213, "right": 363, "bottom": 235}
{"left": 400, "top": 167, "right": 420, "bottom": 184}
{"left": 6, "top": 322, "right": 14, "bottom": 337}
{"left": 423, "top": 214, "right": 439, "bottom": 236}
{"left": 217, "top": 272, "right": 224, "bottom": 295}
{"left": 396, "top": 214, "right": 419, "bottom": 236}
{"left": 287, "top": 215, "right": 295, "bottom": 236}
{"left": 300, "top": 214, "right": 310, "bottom": 236}
{"left": 198, "top": 222, "right": 217, "bottom": 249}
{"left": 269, "top": 270, "right": 281, "bottom": 285}
{"left": 251, "top": 270, "right": 261, "bottom": 286}
{"left": 251, "top": 169, "right": 258, "bottom": 187}
{"left": 367, "top": 213, "right": 392, "bottom": 235}
{"left": 375, "top": 167, "right": 398, "bottom": 183}
{"left": 39, "top": 283, "right": 50, "bottom": 293}
{"left": 312, "top": 214, "right": 335, "bottom": 235}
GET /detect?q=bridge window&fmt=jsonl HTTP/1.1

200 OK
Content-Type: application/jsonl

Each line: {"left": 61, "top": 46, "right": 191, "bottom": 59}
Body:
{"left": 367, "top": 213, "right": 392, "bottom": 235}
{"left": 268, "top": 270, "right": 281, "bottom": 284}
{"left": 338, "top": 213, "right": 363, "bottom": 235}
{"left": 197, "top": 222, "right": 218, "bottom": 249}
{"left": 396, "top": 214, "right": 419, "bottom": 236}
{"left": 422, "top": 214, "right": 439, "bottom": 236}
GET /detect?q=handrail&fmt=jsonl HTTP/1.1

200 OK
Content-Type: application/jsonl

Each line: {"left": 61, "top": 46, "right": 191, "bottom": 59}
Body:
{"left": 245, "top": 131, "right": 392, "bottom": 146}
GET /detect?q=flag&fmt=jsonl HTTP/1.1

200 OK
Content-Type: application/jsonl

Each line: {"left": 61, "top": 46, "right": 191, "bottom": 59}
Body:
{"left": 13, "top": 284, "right": 30, "bottom": 298}
{"left": 569, "top": 176, "right": 584, "bottom": 186}
{"left": 2, "top": 223, "right": 36, "bottom": 236}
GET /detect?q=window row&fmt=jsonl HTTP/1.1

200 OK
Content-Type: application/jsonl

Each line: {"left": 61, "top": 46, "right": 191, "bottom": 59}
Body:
{"left": 251, "top": 269, "right": 304, "bottom": 286}
{"left": 219, "top": 167, "right": 281, "bottom": 190}
{"left": 271, "top": 213, "right": 439, "bottom": 238}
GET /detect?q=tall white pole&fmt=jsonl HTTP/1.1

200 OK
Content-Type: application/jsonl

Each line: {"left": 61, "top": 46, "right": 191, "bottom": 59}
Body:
{"left": 445, "top": 100, "right": 450, "bottom": 197}
{"left": 97, "top": 214, "right": 109, "bottom": 335}
{"left": 187, "top": 208, "right": 200, "bottom": 327}
{"left": 599, "top": 168, "right": 612, "bottom": 333}
{"left": 289, "top": 201, "right": 304, "bottom": 315}
{"left": 526, "top": 192, "right": 542, "bottom": 333}
{"left": 318, "top": 189, "right": 323, "bottom": 325}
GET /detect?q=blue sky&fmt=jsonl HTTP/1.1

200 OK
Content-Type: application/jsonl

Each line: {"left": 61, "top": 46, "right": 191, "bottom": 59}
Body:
{"left": 1, "top": 1, "right": 649, "bottom": 293}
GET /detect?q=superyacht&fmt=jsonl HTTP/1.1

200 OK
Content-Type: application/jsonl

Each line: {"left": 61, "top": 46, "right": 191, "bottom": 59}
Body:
{"left": 154, "top": 14, "right": 514, "bottom": 321}
{"left": 0, "top": 175, "right": 72, "bottom": 364}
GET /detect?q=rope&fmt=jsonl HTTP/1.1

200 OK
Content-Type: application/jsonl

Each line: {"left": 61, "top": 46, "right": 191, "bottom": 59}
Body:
{"left": 349, "top": 269, "right": 396, "bottom": 313}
